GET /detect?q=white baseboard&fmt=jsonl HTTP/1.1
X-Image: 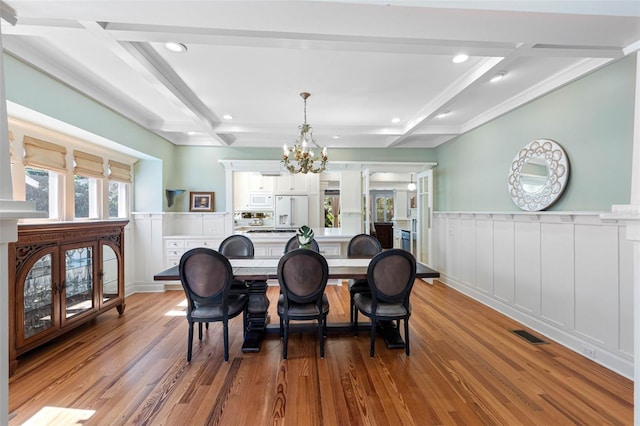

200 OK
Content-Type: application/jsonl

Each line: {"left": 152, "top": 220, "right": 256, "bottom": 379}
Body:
{"left": 438, "top": 273, "right": 633, "bottom": 380}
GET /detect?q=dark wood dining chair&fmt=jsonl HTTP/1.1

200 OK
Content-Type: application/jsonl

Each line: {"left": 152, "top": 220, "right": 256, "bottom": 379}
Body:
{"left": 219, "top": 234, "right": 255, "bottom": 294}
{"left": 346, "top": 233, "right": 382, "bottom": 323}
{"left": 284, "top": 235, "right": 320, "bottom": 253}
{"left": 277, "top": 248, "right": 329, "bottom": 359}
{"left": 179, "top": 247, "right": 248, "bottom": 362}
{"left": 354, "top": 249, "right": 416, "bottom": 357}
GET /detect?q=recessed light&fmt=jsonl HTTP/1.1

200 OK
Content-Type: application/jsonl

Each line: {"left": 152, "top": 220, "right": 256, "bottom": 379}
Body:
{"left": 452, "top": 54, "right": 469, "bottom": 63}
{"left": 222, "top": 114, "right": 233, "bottom": 120}
{"left": 165, "top": 42, "right": 187, "bottom": 53}
{"left": 391, "top": 117, "right": 401, "bottom": 124}
{"left": 187, "top": 131, "right": 196, "bottom": 135}
{"left": 490, "top": 71, "right": 507, "bottom": 83}
{"left": 332, "top": 135, "right": 340, "bottom": 139}
{"left": 437, "top": 110, "right": 450, "bottom": 118}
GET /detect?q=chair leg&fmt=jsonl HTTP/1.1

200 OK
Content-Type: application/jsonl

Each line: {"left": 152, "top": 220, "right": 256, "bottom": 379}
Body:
{"left": 404, "top": 318, "right": 410, "bottom": 356}
{"left": 324, "top": 314, "right": 328, "bottom": 337}
{"left": 223, "top": 320, "right": 229, "bottom": 362}
{"left": 353, "top": 307, "right": 359, "bottom": 337}
{"left": 283, "top": 320, "right": 289, "bottom": 360}
{"left": 187, "top": 322, "right": 194, "bottom": 362}
{"left": 370, "top": 320, "right": 376, "bottom": 357}
{"left": 243, "top": 309, "right": 248, "bottom": 339}
{"left": 198, "top": 322, "right": 203, "bottom": 340}
{"left": 319, "top": 317, "right": 325, "bottom": 359}
{"left": 350, "top": 296, "right": 354, "bottom": 323}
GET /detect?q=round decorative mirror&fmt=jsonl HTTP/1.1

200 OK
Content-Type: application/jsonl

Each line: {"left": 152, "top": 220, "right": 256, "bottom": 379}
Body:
{"left": 508, "top": 139, "right": 569, "bottom": 211}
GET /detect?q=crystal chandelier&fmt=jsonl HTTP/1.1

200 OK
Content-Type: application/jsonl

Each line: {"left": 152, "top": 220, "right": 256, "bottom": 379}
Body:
{"left": 282, "top": 92, "right": 328, "bottom": 174}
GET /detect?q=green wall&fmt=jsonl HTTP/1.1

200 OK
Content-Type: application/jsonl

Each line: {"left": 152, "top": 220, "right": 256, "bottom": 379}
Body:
{"left": 5, "top": 51, "right": 635, "bottom": 214}
{"left": 3, "top": 53, "right": 175, "bottom": 212}
{"left": 434, "top": 55, "right": 636, "bottom": 212}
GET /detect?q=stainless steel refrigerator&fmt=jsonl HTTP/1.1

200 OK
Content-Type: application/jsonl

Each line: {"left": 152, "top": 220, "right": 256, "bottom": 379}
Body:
{"left": 274, "top": 195, "right": 309, "bottom": 228}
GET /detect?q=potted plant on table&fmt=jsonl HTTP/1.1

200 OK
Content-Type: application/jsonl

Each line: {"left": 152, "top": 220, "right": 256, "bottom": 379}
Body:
{"left": 296, "top": 225, "right": 315, "bottom": 249}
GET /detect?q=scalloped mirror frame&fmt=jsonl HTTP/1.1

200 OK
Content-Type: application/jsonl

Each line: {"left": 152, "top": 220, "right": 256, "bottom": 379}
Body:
{"left": 508, "top": 139, "right": 569, "bottom": 211}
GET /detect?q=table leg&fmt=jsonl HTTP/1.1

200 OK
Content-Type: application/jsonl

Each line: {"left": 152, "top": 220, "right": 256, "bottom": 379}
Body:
{"left": 242, "top": 280, "right": 270, "bottom": 352}
{"left": 377, "top": 320, "right": 406, "bottom": 349}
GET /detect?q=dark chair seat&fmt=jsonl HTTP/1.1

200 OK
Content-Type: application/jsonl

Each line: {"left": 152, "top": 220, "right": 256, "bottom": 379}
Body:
{"left": 353, "top": 293, "right": 410, "bottom": 317}
{"left": 278, "top": 293, "right": 329, "bottom": 317}
{"left": 192, "top": 295, "right": 248, "bottom": 320}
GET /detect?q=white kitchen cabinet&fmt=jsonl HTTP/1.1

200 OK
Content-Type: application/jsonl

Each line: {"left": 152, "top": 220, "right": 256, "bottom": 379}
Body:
{"left": 318, "top": 242, "right": 340, "bottom": 256}
{"left": 275, "top": 173, "right": 313, "bottom": 194}
{"left": 164, "top": 237, "right": 223, "bottom": 268}
{"left": 164, "top": 213, "right": 230, "bottom": 236}
{"left": 162, "top": 212, "right": 232, "bottom": 268}
{"left": 234, "top": 172, "right": 274, "bottom": 210}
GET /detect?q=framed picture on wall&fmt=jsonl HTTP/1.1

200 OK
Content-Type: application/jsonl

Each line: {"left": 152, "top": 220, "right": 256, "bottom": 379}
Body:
{"left": 189, "top": 192, "right": 214, "bottom": 212}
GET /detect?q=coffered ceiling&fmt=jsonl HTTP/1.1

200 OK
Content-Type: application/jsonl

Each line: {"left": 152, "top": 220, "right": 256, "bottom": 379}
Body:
{"left": 1, "top": 1, "right": 639, "bottom": 149}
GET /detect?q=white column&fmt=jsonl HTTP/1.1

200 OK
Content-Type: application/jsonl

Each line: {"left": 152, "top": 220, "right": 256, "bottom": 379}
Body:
{"left": 630, "top": 52, "right": 640, "bottom": 426}
{"left": 339, "top": 170, "right": 362, "bottom": 235}
{"left": 605, "top": 51, "right": 640, "bottom": 425}
{"left": 0, "top": 20, "right": 42, "bottom": 424}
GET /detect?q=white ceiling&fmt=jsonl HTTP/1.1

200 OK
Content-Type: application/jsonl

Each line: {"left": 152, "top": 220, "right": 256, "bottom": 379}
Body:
{"left": 1, "top": 1, "right": 639, "bottom": 150}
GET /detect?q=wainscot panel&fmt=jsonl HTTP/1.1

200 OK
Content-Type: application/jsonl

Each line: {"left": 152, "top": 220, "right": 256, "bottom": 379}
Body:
{"left": 432, "top": 211, "right": 633, "bottom": 379}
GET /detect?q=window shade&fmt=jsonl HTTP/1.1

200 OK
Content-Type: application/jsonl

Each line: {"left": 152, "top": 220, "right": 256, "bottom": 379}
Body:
{"left": 108, "top": 160, "right": 131, "bottom": 183}
{"left": 23, "top": 136, "right": 67, "bottom": 172}
{"left": 74, "top": 150, "right": 104, "bottom": 178}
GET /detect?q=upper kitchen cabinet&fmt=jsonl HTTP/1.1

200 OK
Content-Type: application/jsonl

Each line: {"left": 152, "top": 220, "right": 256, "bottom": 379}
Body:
{"left": 275, "top": 172, "right": 319, "bottom": 195}
{"left": 233, "top": 172, "right": 275, "bottom": 210}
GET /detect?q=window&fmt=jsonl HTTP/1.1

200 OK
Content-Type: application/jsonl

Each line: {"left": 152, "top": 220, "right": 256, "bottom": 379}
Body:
{"left": 372, "top": 190, "right": 394, "bottom": 222}
{"left": 11, "top": 124, "right": 134, "bottom": 221}
{"left": 25, "top": 167, "right": 60, "bottom": 219}
{"left": 108, "top": 160, "right": 131, "bottom": 218}
{"left": 74, "top": 175, "right": 100, "bottom": 219}
{"left": 108, "top": 181, "right": 128, "bottom": 218}
{"left": 73, "top": 150, "right": 104, "bottom": 220}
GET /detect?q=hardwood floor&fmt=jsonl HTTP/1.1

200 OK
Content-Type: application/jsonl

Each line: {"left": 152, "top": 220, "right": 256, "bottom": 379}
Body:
{"left": 9, "top": 280, "right": 632, "bottom": 425}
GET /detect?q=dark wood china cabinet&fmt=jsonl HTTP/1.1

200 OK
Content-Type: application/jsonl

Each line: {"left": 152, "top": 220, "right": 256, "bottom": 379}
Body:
{"left": 8, "top": 221, "right": 128, "bottom": 376}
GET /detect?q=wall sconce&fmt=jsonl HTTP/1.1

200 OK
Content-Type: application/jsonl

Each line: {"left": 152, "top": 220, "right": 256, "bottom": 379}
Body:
{"left": 165, "top": 189, "right": 185, "bottom": 207}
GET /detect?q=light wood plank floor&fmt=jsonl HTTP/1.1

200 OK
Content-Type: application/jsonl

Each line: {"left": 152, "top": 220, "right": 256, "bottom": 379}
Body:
{"left": 9, "top": 280, "right": 632, "bottom": 425}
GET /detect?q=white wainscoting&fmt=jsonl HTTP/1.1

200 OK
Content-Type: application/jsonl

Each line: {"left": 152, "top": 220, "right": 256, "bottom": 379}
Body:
{"left": 432, "top": 212, "right": 633, "bottom": 378}
{"left": 130, "top": 213, "right": 166, "bottom": 293}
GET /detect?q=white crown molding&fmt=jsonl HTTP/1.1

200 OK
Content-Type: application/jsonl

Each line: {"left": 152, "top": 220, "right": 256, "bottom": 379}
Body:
{"left": 461, "top": 57, "right": 613, "bottom": 134}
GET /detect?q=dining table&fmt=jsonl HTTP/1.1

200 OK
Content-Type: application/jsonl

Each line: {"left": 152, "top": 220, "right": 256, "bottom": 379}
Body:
{"left": 154, "top": 255, "right": 440, "bottom": 352}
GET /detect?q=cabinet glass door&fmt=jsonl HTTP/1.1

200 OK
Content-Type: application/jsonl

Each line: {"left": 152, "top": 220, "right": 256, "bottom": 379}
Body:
{"left": 63, "top": 244, "right": 95, "bottom": 321}
{"left": 101, "top": 244, "right": 119, "bottom": 305}
{"left": 23, "top": 253, "right": 55, "bottom": 340}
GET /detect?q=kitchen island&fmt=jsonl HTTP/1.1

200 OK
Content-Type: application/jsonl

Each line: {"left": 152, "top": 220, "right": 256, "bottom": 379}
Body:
{"left": 234, "top": 227, "right": 355, "bottom": 256}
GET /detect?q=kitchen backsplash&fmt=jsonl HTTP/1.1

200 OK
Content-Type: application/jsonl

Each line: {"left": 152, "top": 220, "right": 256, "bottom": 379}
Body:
{"left": 234, "top": 211, "right": 274, "bottom": 228}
